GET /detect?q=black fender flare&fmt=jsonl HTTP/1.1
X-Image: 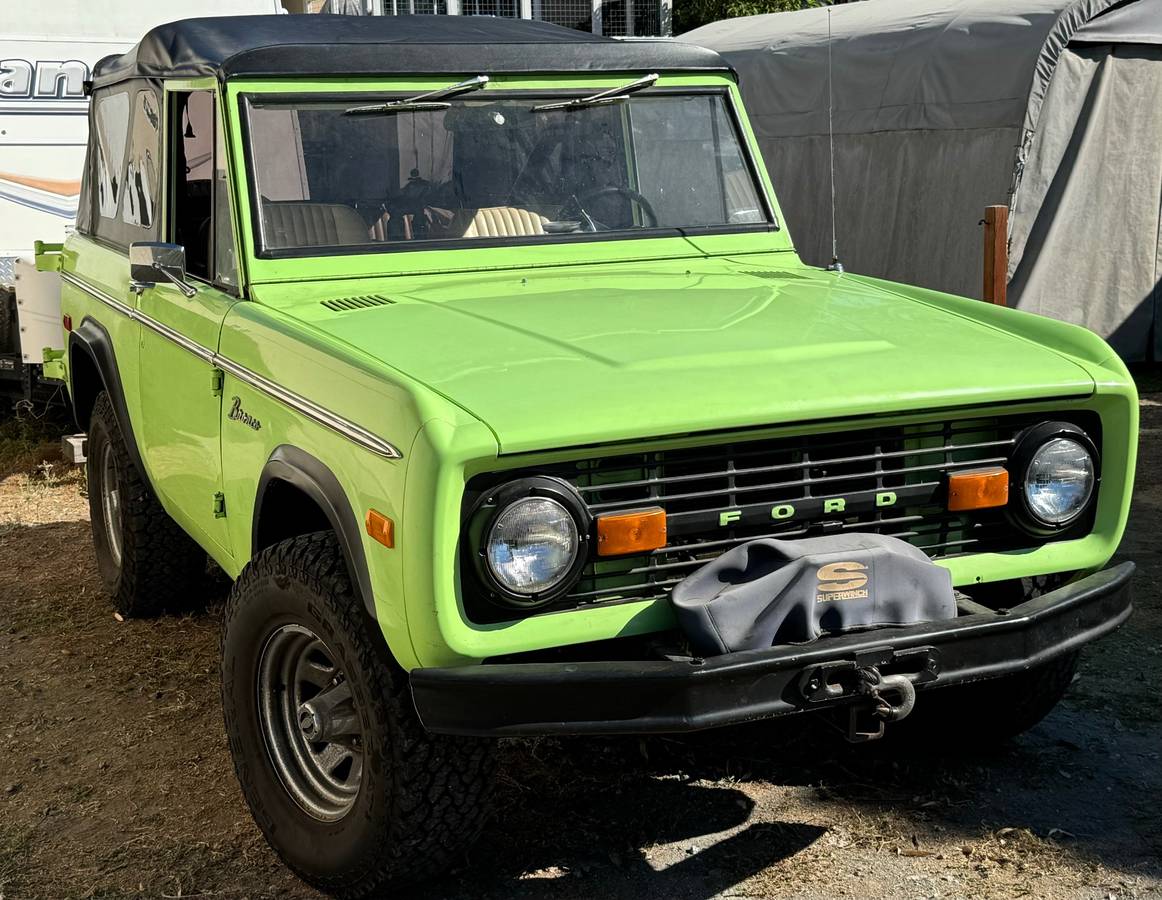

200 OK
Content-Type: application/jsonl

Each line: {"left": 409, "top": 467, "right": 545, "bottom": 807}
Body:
{"left": 254, "top": 445, "right": 377, "bottom": 621}
{"left": 69, "top": 316, "right": 150, "bottom": 484}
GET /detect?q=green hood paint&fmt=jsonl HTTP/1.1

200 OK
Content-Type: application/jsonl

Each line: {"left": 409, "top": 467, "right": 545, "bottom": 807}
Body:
{"left": 258, "top": 257, "right": 1094, "bottom": 454}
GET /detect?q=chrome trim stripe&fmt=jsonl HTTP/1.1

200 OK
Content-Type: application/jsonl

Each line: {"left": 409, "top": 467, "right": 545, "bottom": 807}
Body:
{"left": 213, "top": 356, "right": 403, "bottom": 460}
{"left": 60, "top": 271, "right": 403, "bottom": 460}
{"left": 61, "top": 271, "right": 134, "bottom": 317}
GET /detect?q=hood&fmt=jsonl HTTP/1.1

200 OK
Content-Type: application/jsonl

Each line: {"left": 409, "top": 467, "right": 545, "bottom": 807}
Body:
{"left": 261, "top": 257, "right": 1095, "bottom": 454}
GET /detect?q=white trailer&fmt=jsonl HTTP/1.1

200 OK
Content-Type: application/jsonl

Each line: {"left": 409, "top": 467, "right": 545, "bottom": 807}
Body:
{"left": 0, "top": 0, "right": 284, "bottom": 406}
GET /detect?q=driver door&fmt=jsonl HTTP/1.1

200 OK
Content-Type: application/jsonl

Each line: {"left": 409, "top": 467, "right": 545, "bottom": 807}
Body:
{"left": 134, "top": 89, "right": 238, "bottom": 561}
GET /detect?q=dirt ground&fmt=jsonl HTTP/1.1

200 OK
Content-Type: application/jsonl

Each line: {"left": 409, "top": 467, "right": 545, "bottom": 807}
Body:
{"left": 1, "top": 384, "right": 1160, "bottom": 900}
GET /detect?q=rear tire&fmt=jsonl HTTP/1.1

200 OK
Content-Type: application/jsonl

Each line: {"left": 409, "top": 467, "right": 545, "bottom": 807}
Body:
{"left": 221, "top": 531, "right": 495, "bottom": 897}
{"left": 895, "top": 651, "right": 1080, "bottom": 747}
{"left": 87, "top": 390, "right": 206, "bottom": 616}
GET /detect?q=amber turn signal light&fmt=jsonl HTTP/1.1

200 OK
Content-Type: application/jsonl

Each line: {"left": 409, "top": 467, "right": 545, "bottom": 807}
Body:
{"left": 365, "top": 509, "right": 395, "bottom": 548}
{"left": 947, "top": 467, "right": 1009, "bottom": 512}
{"left": 596, "top": 507, "right": 667, "bottom": 557}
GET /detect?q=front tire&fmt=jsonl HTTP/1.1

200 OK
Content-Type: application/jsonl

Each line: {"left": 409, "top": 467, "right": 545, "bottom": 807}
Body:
{"left": 87, "top": 390, "right": 206, "bottom": 617}
{"left": 221, "top": 532, "right": 495, "bottom": 897}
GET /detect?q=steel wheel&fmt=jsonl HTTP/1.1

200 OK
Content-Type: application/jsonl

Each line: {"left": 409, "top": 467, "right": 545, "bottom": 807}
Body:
{"left": 99, "top": 442, "right": 123, "bottom": 567}
{"left": 257, "top": 624, "right": 363, "bottom": 822}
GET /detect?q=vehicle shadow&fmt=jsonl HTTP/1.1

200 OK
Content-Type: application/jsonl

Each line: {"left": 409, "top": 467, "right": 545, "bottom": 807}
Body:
{"left": 437, "top": 773, "right": 825, "bottom": 900}
{"left": 435, "top": 694, "right": 1161, "bottom": 898}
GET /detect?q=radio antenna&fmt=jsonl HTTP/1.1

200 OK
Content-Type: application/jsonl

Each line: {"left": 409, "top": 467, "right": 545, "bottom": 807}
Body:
{"left": 826, "top": 6, "right": 843, "bottom": 274}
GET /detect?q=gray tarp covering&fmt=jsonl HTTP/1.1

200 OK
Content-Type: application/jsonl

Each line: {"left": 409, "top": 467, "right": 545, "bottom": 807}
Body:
{"left": 1073, "top": 0, "right": 1162, "bottom": 45}
{"left": 321, "top": 0, "right": 367, "bottom": 12}
{"left": 683, "top": 0, "right": 1162, "bottom": 359}
{"left": 1010, "top": 43, "right": 1162, "bottom": 355}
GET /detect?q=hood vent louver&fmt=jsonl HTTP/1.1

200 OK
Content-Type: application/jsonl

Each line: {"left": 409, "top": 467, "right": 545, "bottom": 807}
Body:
{"left": 739, "top": 270, "right": 806, "bottom": 281}
{"left": 320, "top": 294, "right": 395, "bottom": 312}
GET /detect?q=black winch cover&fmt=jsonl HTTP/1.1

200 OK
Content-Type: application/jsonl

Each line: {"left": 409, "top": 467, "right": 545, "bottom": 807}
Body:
{"left": 670, "top": 534, "right": 956, "bottom": 656}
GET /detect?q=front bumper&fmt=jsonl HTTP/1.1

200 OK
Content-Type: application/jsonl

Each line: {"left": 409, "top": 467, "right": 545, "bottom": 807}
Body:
{"left": 411, "top": 562, "right": 1133, "bottom": 737}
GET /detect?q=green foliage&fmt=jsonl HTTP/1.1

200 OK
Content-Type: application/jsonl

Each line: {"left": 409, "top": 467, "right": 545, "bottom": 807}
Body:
{"left": 674, "top": 0, "right": 825, "bottom": 35}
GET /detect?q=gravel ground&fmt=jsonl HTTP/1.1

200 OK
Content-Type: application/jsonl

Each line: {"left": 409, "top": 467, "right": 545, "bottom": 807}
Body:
{"left": 0, "top": 383, "right": 1159, "bottom": 900}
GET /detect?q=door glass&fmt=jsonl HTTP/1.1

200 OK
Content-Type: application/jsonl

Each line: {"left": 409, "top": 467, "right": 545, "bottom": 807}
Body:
{"left": 213, "top": 120, "right": 238, "bottom": 289}
{"left": 171, "top": 91, "right": 239, "bottom": 291}
{"left": 172, "top": 92, "right": 215, "bottom": 280}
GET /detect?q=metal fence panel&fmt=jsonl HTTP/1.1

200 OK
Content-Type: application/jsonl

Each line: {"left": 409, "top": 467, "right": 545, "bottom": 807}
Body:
{"left": 533, "top": 0, "right": 593, "bottom": 31}
{"left": 316, "top": 0, "right": 666, "bottom": 36}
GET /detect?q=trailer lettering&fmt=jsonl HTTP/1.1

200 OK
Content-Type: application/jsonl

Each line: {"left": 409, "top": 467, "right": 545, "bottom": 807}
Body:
{"left": 0, "top": 59, "right": 89, "bottom": 101}
{"left": 35, "top": 60, "right": 87, "bottom": 99}
{"left": 0, "top": 60, "right": 33, "bottom": 97}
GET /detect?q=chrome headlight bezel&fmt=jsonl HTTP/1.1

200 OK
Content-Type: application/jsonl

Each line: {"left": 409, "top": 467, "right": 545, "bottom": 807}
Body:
{"left": 467, "top": 476, "right": 591, "bottom": 609}
{"left": 1010, "top": 421, "right": 1099, "bottom": 535}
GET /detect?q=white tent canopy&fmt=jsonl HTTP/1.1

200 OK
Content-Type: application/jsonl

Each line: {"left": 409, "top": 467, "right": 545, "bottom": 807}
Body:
{"left": 684, "top": 0, "right": 1162, "bottom": 360}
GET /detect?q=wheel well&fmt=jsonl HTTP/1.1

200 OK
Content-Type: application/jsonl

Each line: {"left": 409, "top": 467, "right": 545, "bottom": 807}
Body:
{"left": 69, "top": 345, "right": 102, "bottom": 431}
{"left": 254, "top": 478, "right": 334, "bottom": 554}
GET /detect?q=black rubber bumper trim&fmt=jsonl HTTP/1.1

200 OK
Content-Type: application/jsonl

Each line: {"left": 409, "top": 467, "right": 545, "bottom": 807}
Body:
{"left": 410, "top": 562, "right": 1134, "bottom": 737}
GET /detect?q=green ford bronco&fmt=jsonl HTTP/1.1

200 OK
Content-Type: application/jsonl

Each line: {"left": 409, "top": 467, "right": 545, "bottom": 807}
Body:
{"left": 46, "top": 13, "right": 1136, "bottom": 897}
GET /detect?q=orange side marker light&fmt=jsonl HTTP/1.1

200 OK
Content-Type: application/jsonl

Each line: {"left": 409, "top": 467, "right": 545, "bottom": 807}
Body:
{"left": 947, "top": 467, "right": 1009, "bottom": 512}
{"left": 596, "top": 507, "right": 667, "bottom": 557}
{"left": 365, "top": 509, "right": 395, "bottom": 548}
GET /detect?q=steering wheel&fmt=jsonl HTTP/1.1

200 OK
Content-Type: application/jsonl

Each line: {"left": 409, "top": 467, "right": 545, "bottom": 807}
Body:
{"left": 573, "top": 186, "right": 659, "bottom": 229}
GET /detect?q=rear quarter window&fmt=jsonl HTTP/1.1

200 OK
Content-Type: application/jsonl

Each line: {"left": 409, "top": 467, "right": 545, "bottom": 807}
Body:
{"left": 82, "top": 85, "right": 161, "bottom": 248}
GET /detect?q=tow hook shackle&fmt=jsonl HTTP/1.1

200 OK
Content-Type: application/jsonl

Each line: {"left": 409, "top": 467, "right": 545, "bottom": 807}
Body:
{"left": 843, "top": 666, "right": 918, "bottom": 741}
{"left": 862, "top": 670, "right": 916, "bottom": 722}
{"left": 797, "top": 648, "right": 937, "bottom": 742}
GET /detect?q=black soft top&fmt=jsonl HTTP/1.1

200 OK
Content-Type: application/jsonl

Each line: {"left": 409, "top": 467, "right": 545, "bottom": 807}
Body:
{"left": 91, "top": 15, "right": 730, "bottom": 89}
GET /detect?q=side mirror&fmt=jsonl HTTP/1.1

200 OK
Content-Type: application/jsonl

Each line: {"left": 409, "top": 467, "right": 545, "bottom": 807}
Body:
{"left": 129, "top": 242, "right": 197, "bottom": 298}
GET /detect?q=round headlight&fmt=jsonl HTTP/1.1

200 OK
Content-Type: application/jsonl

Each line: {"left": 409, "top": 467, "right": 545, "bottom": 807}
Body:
{"left": 485, "top": 496, "right": 580, "bottom": 598}
{"left": 1023, "top": 436, "right": 1095, "bottom": 526}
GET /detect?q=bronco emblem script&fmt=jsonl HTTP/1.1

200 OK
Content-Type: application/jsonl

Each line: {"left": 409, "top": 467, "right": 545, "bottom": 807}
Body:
{"left": 815, "top": 561, "right": 870, "bottom": 602}
{"left": 227, "top": 396, "right": 261, "bottom": 431}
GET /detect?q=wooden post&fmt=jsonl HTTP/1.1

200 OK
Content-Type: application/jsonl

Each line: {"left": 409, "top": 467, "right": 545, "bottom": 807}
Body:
{"left": 982, "top": 204, "right": 1008, "bottom": 306}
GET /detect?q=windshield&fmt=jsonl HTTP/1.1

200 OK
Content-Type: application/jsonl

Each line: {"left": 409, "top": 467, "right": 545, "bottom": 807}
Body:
{"left": 244, "top": 92, "right": 769, "bottom": 254}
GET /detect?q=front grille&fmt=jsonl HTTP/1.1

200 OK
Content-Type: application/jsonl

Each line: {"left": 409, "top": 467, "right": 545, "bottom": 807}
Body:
{"left": 462, "top": 411, "right": 1099, "bottom": 620}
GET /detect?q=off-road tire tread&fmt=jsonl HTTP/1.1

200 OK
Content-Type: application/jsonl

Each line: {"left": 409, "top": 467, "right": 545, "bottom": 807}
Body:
{"left": 88, "top": 390, "right": 205, "bottom": 617}
{"left": 221, "top": 531, "right": 495, "bottom": 897}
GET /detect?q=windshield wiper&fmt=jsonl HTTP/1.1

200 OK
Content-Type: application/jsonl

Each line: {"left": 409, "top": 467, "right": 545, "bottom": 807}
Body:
{"left": 345, "top": 75, "right": 489, "bottom": 116}
{"left": 530, "top": 73, "right": 658, "bottom": 113}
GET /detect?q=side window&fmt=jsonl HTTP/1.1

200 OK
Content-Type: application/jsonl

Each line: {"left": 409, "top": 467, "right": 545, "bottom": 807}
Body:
{"left": 171, "top": 91, "right": 238, "bottom": 291}
{"left": 92, "top": 91, "right": 130, "bottom": 224}
{"left": 86, "top": 86, "right": 162, "bottom": 247}
{"left": 122, "top": 90, "right": 160, "bottom": 229}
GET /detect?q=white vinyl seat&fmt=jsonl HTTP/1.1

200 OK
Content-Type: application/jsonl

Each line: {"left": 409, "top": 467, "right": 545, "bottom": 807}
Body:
{"left": 460, "top": 206, "right": 548, "bottom": 238}
{"left": 262, "top": 200, "right": 371, "bottom": 248}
